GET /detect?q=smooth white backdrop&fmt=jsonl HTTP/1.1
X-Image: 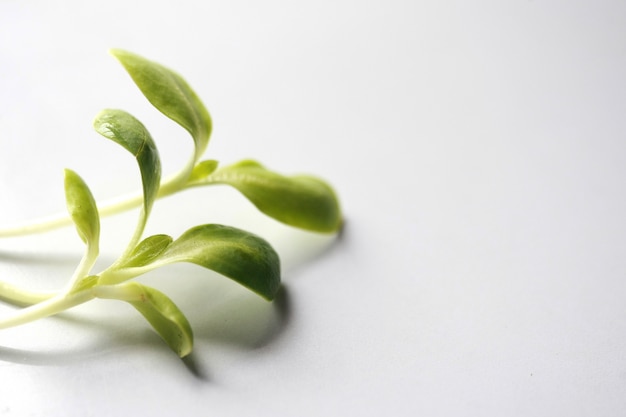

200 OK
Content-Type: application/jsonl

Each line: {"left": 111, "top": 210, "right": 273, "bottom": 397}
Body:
{"left": 0, "top": 1, "right": 625, "bottom": 415}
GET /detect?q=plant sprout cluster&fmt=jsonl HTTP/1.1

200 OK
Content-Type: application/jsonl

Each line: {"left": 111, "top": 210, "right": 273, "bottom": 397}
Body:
{"left": 0, "top": 50, "right": 342, "bottom": 357}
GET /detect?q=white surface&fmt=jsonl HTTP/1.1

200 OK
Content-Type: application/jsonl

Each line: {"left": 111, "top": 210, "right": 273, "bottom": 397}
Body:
{"left": 1, "top": 0, "right": 626, "bottom": 415}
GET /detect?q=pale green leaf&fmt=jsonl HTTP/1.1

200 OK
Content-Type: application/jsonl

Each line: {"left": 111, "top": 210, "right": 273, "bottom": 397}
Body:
{"left": 122, "top": 234, "right": 173, "bottom": 268}
{"left": 93, "top": 109, "right": 162, "bottom": 218}
{"left": 63, "top": 169, "right": 100, "bottom": 245}
{"left": 109, "top": 49, "right": 212, "bottom": 159}
{"left": 205, "top": 160, "right": 343, "bottom": 233}
{"left": 188, "top": 159, "right": 219, "bottom": 183}
{"left": 98, "top": 282, "right": 193, "bottom": 357}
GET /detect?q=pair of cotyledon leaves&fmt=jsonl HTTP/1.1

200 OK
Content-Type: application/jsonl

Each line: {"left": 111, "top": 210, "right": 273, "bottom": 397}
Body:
{"left": 28, "top": 50, "right": 341, "bottom": 357}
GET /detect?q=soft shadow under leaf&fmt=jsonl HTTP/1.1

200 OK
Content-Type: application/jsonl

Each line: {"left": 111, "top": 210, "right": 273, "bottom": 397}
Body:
{"left": 98, "top": 282, "right": 194, "bottom": 358}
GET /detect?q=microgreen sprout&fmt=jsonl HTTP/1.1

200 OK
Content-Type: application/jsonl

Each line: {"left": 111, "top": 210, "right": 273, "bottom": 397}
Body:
{"left": 0, "top": 50, "right": 342, "bottom": 357}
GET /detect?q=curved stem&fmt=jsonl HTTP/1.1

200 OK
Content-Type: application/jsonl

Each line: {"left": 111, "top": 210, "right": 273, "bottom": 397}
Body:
{"left": 0, "top": 289, "right": 94, "bottom": 329}
{"left": 0, "top": 214, "right": 75, "bottom": 238}
{"left": 0, "top": 167, "right": 192, "bottom": 238}
{"left": 0, "top": 281, "right": 56, "bottom": 306}
{"left": 63, "top": 242, "right": 99, "bottom": 293}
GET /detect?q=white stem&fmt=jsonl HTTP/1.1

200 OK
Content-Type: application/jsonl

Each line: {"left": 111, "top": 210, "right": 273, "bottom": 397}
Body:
{"left": 0, "top": 290, "right": 93, "bottom": 329}
{"left": 63, "top": 242, "right": 99, "bottom": 293}
{"left": 0, "top": 281, "right": 56, "bottom": 306}
{"left": 94, "top": 283, "right": 141, "bottom": 302}
{"left": 0, "top": 170, "right": 187, "bottom": 238}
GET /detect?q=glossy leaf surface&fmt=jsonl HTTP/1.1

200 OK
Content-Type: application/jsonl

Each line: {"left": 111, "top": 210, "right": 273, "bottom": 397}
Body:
{"left": 206, "top": 160, "right": 342, "bottom": 233}
{"left": 64, "top": 169, "right": 100, "bottom": 245}
{"left": 93, "top": 109, "right": 162, "bottom": 217}
{"left": 122, "top": 234, "right": 173, "bottom": 268}
{"left": 109, "top": 49, "right": 212, "bottom": 159}
{"left": 132, "top": 225, "right": 281, "bottom": 300}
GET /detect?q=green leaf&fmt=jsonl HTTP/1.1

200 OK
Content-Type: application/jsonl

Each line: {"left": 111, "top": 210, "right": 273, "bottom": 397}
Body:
{"left": 159, "top": 225, "right": 281, "bottom": 300}
{"left": 122, "top": 234, "right": 173, "bottom": 268}
{"left": 98, "top": 282, "right": 193, "bottom": 357}
{"left": 109, "top": 49, "right": 212, "bottom": 160}
{"left": 119, "top": 225, "right": 281, "bottom": 300}
{"left": 206, "top": 160, "right": 343, "bottom": 233}
{"left": 93, "top": 109, "right": 162, "bottom": 217}
{"left": 188, "top": 159, "right": 219, "bottom": 183}
{"left": 64, "top": 169, "right": 100, "bottom": 245}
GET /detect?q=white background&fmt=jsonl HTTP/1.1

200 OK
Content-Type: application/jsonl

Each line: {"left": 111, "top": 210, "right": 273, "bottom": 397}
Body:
{"left": 1, "top": 0, "right": 626, "bottom": 415}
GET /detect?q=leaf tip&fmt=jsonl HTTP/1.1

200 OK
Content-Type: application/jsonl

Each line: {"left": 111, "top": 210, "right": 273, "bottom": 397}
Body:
{"left": 108, "top": 48, "right": 130, "bottom": 61}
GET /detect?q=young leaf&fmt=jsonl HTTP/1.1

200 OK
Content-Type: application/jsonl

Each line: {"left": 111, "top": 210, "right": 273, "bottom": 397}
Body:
{"left": 93, "top": 109, "right": 162, "bottom": 216}
{"left": 0, "top": 49, "right": 343, "bottom": 359}
{"left": 64, "top": 169, "right": 100, "bottom": 245}
{"left": 109, "top": 49, "right": 212, "bottom": 160}
{"left": 121, "top": 234, "right": 173, "bottom": 268}
{"left": 96, "top": 282, "right": 193, "bottom": 357}
{"left": 62, "top": 169, "right": 101, "bottom": 292}
{"left": 113, "top": 225, "right": 281, "bottom": 300}
{"left": 159, "top": 225, "right": 281, "bottom": 300}
{"left": 204, "top": 160, "right": 342, "bottom": 233}
{"left": 92, "top": 108, "right": 163, "bottom": 263}
{"left": 188, "top": 159, "right": 219, "bottom": 183}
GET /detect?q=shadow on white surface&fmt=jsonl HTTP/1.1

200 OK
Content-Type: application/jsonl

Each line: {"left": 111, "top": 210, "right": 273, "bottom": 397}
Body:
{"left": 0, "top": 287, "right": 291, "bottom": 374}
{"left": 0, "top": 227, "right": 344, "bottom": 377}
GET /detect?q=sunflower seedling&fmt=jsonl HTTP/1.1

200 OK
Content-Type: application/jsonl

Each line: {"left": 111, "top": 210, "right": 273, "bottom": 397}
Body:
{"left": 0, "top": 50, "right": 342, "bottom": 357}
